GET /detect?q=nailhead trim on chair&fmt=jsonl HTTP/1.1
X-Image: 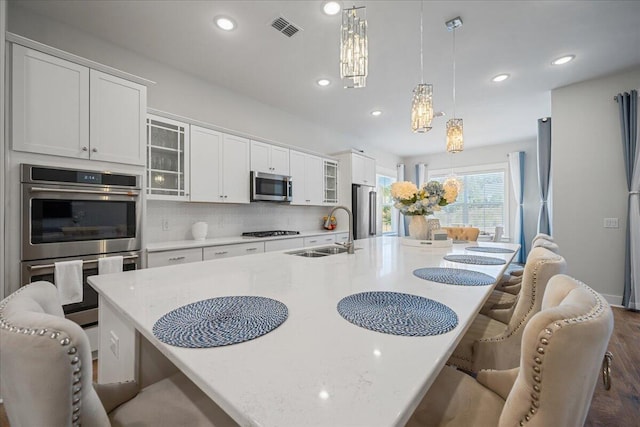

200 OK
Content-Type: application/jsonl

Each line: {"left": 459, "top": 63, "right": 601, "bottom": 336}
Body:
{"left": 0, "top": 285, "right": 83, "bottom": 426}
{"left": 519, "top": 280, "right": 608, "bottom": 426}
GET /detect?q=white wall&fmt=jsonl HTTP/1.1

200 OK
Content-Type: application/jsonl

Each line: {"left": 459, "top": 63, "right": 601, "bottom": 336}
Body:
{"left": 551, "top": 66, "right": 640, "bottom": 304}
{"left": 403, "top": 139, "right": 539, "bottom": 254}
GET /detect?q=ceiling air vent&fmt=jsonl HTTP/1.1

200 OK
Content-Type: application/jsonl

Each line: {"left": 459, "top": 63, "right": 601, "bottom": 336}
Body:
{"left": 271, "top": 16, "right": 301, "bottom": 38}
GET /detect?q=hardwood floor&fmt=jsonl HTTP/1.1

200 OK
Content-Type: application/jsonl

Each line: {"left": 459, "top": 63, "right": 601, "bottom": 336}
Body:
{"left": 1, "top": 309, "right": 638, "bottom": 426}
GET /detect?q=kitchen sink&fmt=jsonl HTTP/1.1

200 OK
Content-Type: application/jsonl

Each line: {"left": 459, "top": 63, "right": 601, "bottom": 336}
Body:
{"left": 287, "top": 245, "right": 350, "bottom": 257}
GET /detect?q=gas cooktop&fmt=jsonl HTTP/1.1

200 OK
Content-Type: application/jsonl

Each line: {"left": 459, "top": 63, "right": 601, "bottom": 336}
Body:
{"left": 242, "top": 230, "right": 300, "bottom": 238}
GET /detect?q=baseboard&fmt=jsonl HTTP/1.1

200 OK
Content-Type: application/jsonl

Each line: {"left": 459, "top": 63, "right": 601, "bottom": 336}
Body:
{"left": 601, "top": 293, "right": 623, "bottom": 307}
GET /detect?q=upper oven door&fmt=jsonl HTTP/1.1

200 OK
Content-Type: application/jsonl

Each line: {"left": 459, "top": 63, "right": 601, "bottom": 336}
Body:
{"left": 22, "top": 183, "right": 142, "bottom": 260}
{"left": 251, "top": 171, "right": 292, "bottom": 202}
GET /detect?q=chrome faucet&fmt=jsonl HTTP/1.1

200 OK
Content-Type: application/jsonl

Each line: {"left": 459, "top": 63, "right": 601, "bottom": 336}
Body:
{"left": 324, "top": 205, "right": 355, "bottom": 254}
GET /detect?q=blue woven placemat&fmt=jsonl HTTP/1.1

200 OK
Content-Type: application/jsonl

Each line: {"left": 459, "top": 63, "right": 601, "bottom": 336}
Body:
{"left": 465, "top": 246, "right": 515, "bottom": 254}
{"left": 443, "top": 254, "right": 506, "bottom": 265}
{"left": 153, "top": 296, "right": 288, "bottom": 348}
{"left": 337, "top": 291, "right": 458, "bottom": 336}
{"left": 413, "top": 267, "right": 496, "bottom": 286}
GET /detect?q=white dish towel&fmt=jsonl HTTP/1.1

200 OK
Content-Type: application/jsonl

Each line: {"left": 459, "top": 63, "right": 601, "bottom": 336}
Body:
{"left": 54, "top": 260, "right": 83, "bottom": 305}
{"left": 98, "top": 256, "right": 123, "bottom": 275}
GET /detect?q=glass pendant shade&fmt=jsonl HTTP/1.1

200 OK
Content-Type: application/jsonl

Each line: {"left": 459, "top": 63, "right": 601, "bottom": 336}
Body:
{"left": 446, "top": 118, "right": 464, "bottom": 153}
{"left": 411, "top": 84, "right": 433, "bottom": 133}
{"left": 340, "top": 7, "right": 368, "bottom": 88}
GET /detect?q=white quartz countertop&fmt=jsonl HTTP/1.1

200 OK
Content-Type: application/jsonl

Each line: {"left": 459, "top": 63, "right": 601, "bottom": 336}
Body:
{"left": 146, "top": 229, "right": 349, "bottom": 252}
{"left": 89, "top": 237, "right": 519, "bottom": 427}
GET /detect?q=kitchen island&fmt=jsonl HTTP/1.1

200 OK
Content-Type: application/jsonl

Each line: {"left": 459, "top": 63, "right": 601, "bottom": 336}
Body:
{"left": 89, "top": 236, "right": 519, "bottom": 427}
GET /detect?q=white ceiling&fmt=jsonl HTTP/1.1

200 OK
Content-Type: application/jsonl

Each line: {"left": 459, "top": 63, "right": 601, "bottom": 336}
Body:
{"left": 14, "top": 0, "right": 640, "bottom": 157}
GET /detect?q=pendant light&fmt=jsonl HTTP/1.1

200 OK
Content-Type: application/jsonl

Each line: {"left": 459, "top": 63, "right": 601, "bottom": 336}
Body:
{"left": 411, "top": 1, "right": 433, "bottom": 133}
{"left": 340, "top": 6, "right": 368, "bottom": 89}
{"left": 445, "top": 16, "right": 464, "bottom": 153}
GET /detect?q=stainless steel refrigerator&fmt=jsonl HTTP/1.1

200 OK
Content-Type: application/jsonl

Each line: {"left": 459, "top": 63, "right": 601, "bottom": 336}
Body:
{"left": 352, "top": 184, "right": 377, "bottom": 240}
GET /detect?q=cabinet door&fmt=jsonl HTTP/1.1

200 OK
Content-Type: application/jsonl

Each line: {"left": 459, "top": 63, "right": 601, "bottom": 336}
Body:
{"left": 306, "top": 155, "right": 324, "bottom": 205}
{"left": 352, "top": 154, "right": 366, "bottom": 185}
{"left": 90, "top": 70, "right": 146, "bottom": 165}
{"left": 190, "top": 126, "right": 222, "bottom": 202}
{"left": 222, "top": 134, "right": 250, "bottom": 204}
{"left": 203, "top": 242, "right": 265, "bottom": 260}
{"left": 12, "top": 45, "right": 89, "bottom": 158}
{"left": 323, "top": 160, "right": 338, "bottom": 204}
{"left": 147, "top": 115, "right": 189, "bottom": 200}
{"left": 335, "top": 232, "right": 350, "bottom": 243}
{"left": 250, "top": 140, "right": 271, "bottom": 174}
{"left": 270, "top": 145, "right": 290, "bottom": 175}
{"left": 363, "top": 156, "right": 376, "bottom": 186}
{"left": 289, "top": 150, "right": 307, "bottom": 205}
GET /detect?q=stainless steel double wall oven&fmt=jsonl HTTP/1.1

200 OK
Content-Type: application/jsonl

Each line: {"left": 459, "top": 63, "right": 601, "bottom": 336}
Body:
{"left": 20, "top": 164, "right": 142, "bottom": 327}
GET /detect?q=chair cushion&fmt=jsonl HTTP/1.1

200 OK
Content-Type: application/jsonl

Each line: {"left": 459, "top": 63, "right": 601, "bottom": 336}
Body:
{"left": 442, "top": 227, "right": 480, "bottom": 241}
{"left": 406, "top": 366, "right": 504, "bottom": 427}
{"left": 448, "top": 314, "right": 506, "bottom": 371}
{"left": 109, "top": 372, "right": 237, "bottom": 427}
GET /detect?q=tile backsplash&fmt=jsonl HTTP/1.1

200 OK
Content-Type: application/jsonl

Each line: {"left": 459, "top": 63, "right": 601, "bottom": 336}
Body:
{"left": 145, "top": 200, "right": 335, "bottom": 243}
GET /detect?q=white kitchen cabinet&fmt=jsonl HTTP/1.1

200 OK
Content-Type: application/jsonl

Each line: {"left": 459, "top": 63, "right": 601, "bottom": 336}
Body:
{"left": 335, "top": 232, "right": 350, "bottom": 243}
{"left": 290, "top": 150, "right": 324, "bottom": 206}
{"left": 352, "top": 153, "right": 376, "bottom": 186}
{"left": 323, "top": 159, "right": 339, "bottom": 205}
{"left": 251, "top": 141, "right": 290, "bottom": 176}
{"left": 264, "top": 238, "right": 304, "bottom": 252}
{"left": 147, "top": 248, "right": 203, "bottom": 268}
{"left": 147, "top": 114, "right": 190, "bottom": 200}
{"left": 203, "top": 242, "right": 265, "bottom": 260}
{"left": 89, "top": 70, "right": 146, "bottom": 165}
{"left": 304, "top": 235, "right": 336, "bottom": 247}
{"left": 11, "top": 45, "right": 146, "bottom": 166}
{"left": 190, "top": 126, "right": 250, "bottom": 204}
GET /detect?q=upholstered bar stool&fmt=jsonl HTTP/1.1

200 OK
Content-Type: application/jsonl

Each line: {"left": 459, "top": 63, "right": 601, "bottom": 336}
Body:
{"left": 406, "top": 275, "right": 614, "bottom": 427}
{"left": 448, "top": 247, "right": 567, "bottom": 373}
{"left": 0, "top": 281, "right": 237, "bottom": 427}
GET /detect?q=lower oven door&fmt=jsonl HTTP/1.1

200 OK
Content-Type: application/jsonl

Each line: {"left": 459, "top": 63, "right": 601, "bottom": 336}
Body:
{"left": 21, "top": 251, "right": 141, "bottom": 328}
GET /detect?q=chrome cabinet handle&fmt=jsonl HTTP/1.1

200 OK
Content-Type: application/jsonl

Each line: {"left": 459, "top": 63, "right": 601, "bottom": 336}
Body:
{"left": 92, "top": 148, "right": 98, "bottom": 153}
{"left": 214, "top": 251, "right": 228, "bottom": 255}
{"left": 224, "top": 195, "right": 228, "bottom": 198}
{"left": 168, "top": 256, "right": 185, "bottom": 261}
{"left": 246, "top": 248, "right": 257, "bottom": 251}
{"left": 82, "top": 147, "right": 88, "bottom": 152}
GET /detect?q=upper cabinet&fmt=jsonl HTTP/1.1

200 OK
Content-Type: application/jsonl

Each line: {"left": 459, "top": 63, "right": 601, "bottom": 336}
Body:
{"left": 250, "top": 141, "right": 290, "bottom": 176}
{"left": 352, "top": 153, "right": 376, "bottom": 186}
{"left": 190, "top": 126, "right": 250, "bottom": 204}
{"left": 146, "top": 114, "right": 190, "bottom": 200}
{"left": 290, "top": 150, "right": 323, "bottom": 205}
{"left": 11, "top": 44, "right": 147, "bottom": 166}
{"left": 323, "top": 160, "right": 339, "bottom": 205}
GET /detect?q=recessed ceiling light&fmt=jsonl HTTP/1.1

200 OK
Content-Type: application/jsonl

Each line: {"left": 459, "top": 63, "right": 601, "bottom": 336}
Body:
{"left": 371, "top": 110, "right": 382, "bottom": 117}
{"left": 491, "top": 73, "right": 510, "bottom": 82}
{"left": 552, "top": 55, "right": 575, "bottom": 65}
{"left": 323, "top": 1, "right": 341, "bottom": 16}
{"left": 214, "top": 16, "right": 236, "bottom": 31}
{"left": 317, "top": 79, "right": 331, "bottom": 87}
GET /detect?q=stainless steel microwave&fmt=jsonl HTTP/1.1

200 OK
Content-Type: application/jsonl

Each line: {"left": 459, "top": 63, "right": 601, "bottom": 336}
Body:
{"left": 250, "top": 171, "right": 292, "bottom": 202}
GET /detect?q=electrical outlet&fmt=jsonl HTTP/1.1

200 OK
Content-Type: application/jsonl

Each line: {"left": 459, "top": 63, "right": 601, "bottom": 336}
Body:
{"left": 109, "top": 331, "right": 119, "bottom": 358}
{"left": 604, "top": 218, "right": 619, "bottom": 228}
{"left": 162, "top": 218, "right": 170, "bottom": 231}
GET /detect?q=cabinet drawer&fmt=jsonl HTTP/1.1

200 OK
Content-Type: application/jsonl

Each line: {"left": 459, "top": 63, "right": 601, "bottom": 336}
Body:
{"left": 265, "top": 238, "right": 304, "bottom": 252}
{"left": 147, "top": 248, "right": 203, "bottom": 268}
{"left": 203, "top": 242, "right": 265, "bottom": 260}
{"left": 304, "top": 235, "right": 336, "bottom": 247}
{"left": 335, "top": 233, "right": 350, "bottom": 243}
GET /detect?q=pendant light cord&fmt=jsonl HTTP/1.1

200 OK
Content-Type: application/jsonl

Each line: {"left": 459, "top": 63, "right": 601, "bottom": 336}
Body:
{"left": 420, "top": 1, "right": 424, "bottom": 83}
{"left": 452, "top": 28, "right": 456, "bottom": 118}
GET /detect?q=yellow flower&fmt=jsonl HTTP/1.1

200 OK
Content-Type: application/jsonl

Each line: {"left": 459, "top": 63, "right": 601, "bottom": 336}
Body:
{"left": 390, "top": 181, "right": 418, "bottom": 200}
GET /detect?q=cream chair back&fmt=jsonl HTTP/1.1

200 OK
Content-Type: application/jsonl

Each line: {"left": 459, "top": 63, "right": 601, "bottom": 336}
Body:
{"left": 0, "top": 282, "right": 110, "bottom": 427}
{"left": 500, "top": 275, "right": 614, "bottom": 427}
{"left": 531, "top": 238, "right": 559, "bottom": 253}
{"left": 474, "top": 247, "right": 567, "bottom": 370}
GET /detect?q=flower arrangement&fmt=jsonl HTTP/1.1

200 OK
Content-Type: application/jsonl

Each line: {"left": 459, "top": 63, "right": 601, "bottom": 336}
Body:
{"left": 390, "top": 180, "right": 458, "bottom": 216}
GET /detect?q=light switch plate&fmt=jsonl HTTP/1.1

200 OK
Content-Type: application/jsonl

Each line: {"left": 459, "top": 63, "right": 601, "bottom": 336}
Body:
{"left": 604, "top": 218, "right": 619, "bottom": 228}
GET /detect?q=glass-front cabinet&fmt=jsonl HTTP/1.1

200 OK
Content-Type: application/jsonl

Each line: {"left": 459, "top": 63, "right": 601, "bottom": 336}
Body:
{"left": 323, "top": 159, "right": 338, "bottom": 205}
{"left": 146, "top": 114, "right": 189, "bottom": 200}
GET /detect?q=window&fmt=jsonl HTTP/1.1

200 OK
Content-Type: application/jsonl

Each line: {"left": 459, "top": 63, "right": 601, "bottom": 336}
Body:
{"left": 429, "top": 163, "right": 509, "bottom": 235}
{"left": 377, "top": 174, "right": 397, "bottom": 235}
